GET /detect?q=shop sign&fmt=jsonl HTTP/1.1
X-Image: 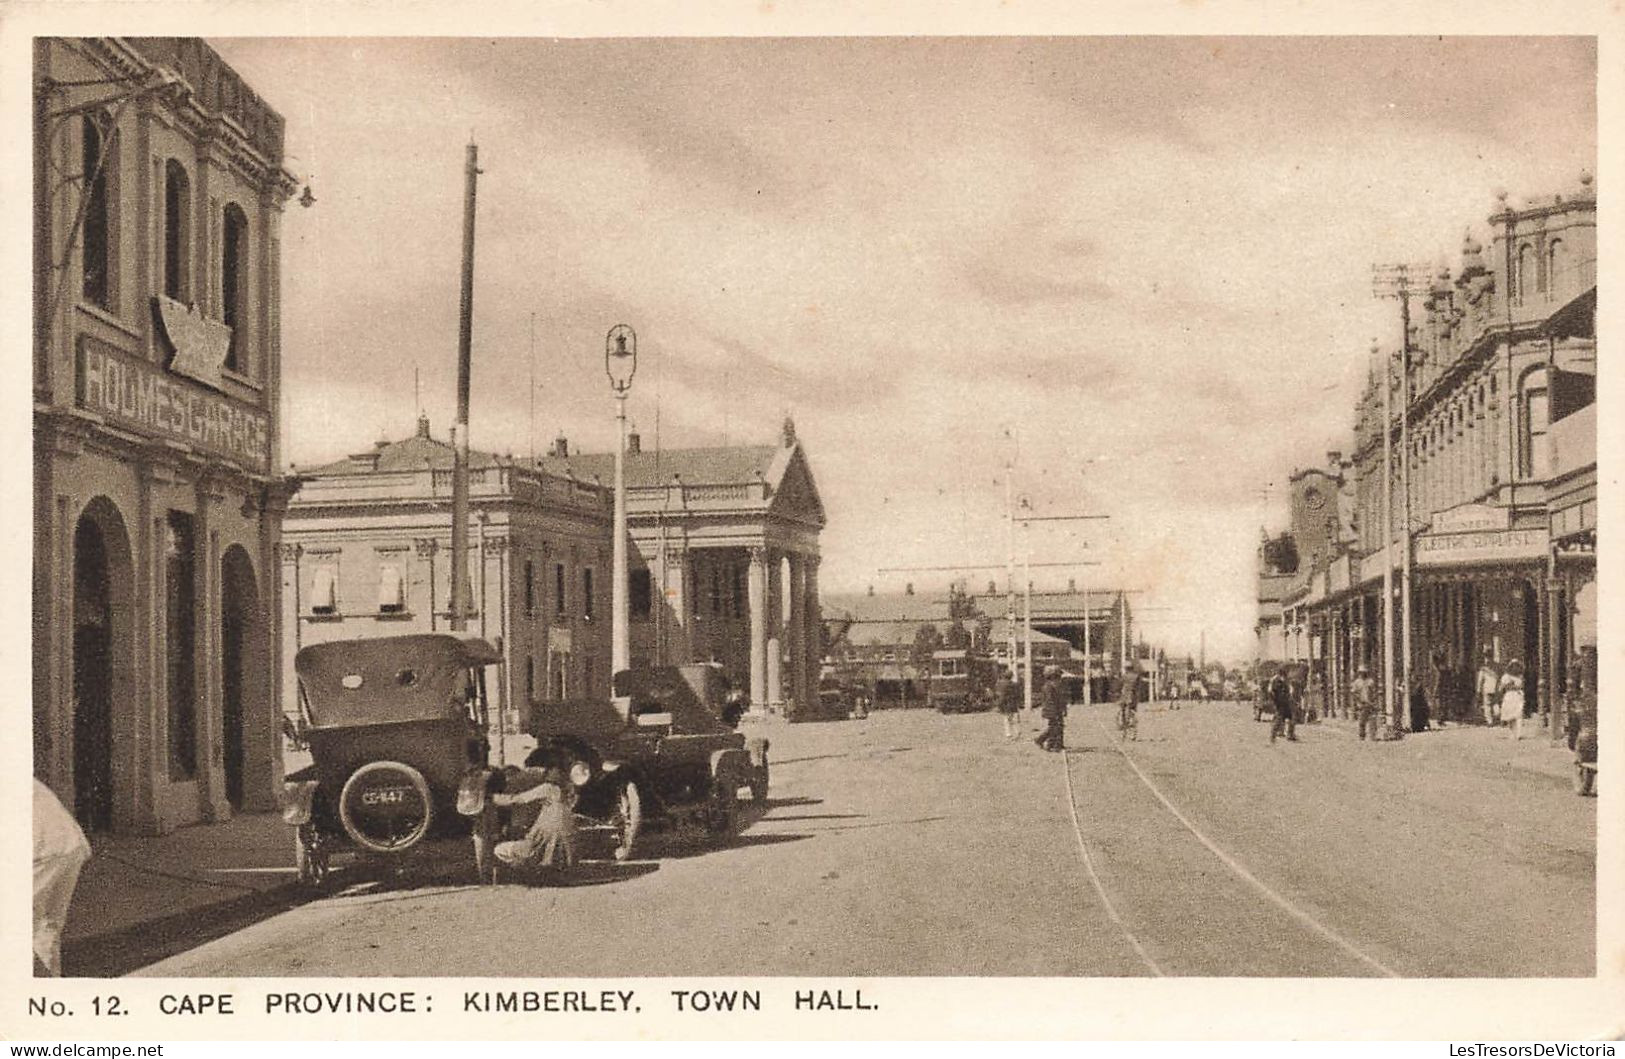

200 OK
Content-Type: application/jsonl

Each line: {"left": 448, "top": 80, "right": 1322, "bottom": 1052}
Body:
{"left": 1430, "top": 502, "right": 1510, "bottom": 535}
{"left": 77, "top": 335, "right": 270, "bottom": 473}
{"left": 548, "top": 626, "right": 573, "bottom": 653}
{"left": 1416, "top": 527, "right": 1548, "bottom": 567}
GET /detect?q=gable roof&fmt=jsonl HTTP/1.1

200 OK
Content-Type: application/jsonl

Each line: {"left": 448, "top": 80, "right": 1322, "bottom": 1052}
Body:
{"left": 300, "top": 430, "right": 507, "bottom": 477}
{"left": 535, "top": 445, "right": 779, "bottom": 489}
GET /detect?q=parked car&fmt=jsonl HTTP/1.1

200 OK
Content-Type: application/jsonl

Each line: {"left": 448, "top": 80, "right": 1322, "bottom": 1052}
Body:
{"left": 459, "top": 663, "right": 768, "bottom": 874}
{"left": 281, "top": 634, "right": 503, "bottom": 887}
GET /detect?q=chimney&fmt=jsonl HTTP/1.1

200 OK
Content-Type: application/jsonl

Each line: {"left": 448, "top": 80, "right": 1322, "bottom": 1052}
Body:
{"left": 987, "top": 580, "right": 996, "bottom": 595}
{"left": 627, "top": 431, "right": 641, "bottom": 455}
{"left": 1327, "top": 450, "right": 1342, "bottom": 470}
{"left": 905, "top": 582, "right": 914, "bottom": 596}
{"left": 1068, "top": 578, "right": 1076, "bottom": 593}
{"left": 551, "top": 434, "right": 568, "bottom": 458}
{"left": 416, "top": 412, "right": 431, "bottom": 439}
{"left": 867, "top": 584, "right": 875, "bottom": 596}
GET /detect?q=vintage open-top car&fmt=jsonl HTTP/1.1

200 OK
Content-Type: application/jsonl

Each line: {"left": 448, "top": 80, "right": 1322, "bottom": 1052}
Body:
{"left": 281, "top": 633, "right": 502, "bottom": 885}
{"left": 457, "top": 662, "right": 768, "bottom": 876}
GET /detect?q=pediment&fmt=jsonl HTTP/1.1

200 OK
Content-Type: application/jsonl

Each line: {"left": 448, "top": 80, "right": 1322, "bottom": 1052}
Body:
{"left": 768, "top": 446, "right": 826, "bottom": 527}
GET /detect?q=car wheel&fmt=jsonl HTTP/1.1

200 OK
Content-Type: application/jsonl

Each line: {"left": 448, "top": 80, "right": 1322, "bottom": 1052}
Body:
{"left": 611, "top": 780, "right": 642, "bottom": 862}
{"left": 1577, "top": 767, "right": 1595, "bottom": 797}
{"left": 749, "top": 764, "right": 769, "bottom": 804}
{"left": 295, "top": 824, "right": 330, "bottom": 889}
{"left": 472, "top": 806, "right": 498, "bottom": 885}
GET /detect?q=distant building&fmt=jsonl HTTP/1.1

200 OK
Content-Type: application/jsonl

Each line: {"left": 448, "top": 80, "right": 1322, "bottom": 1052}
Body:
{"left": 33, "top": 38, "right": 301, "bottom": 833}
{"left": 281, "top": 415, "right": 614, "bottom": 727}
{"left": 535, "top": 416, "right": 827, "bottom": 717}
{"left": 1272, "top": 174, "right": 1596, "bottom": 732}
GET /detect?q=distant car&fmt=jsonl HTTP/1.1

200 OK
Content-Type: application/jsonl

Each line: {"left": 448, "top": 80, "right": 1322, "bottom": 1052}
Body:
{"left": 458, "top": 663, "right": 768, "bottom": 872}
{"left": 281, "top": 634, "right": 502, "bottom": 886}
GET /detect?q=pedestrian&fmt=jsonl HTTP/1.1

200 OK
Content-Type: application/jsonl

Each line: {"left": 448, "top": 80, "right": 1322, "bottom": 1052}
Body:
{"left": 1118, "top": 662, "right": 1142, "bottom": 741}
{"left": 1034, "top": 666, "right": 1066, "bottom": 752}
{"left": 1499, "top": 659, "right": 1526, "bottom": 740}
{"left": 1268, "top": 669, "right": 1297, "bottom": 743}
{"left": 1476, "top": 650, "right": 1501, "bottom": 726}
{"left": 1351, "top": 664, "right": 1377, "bottom": 740}
{"left": 995, "top": 671, "right": 1020, "bottom": 740}
{"left": 1409, "top": 670, "right": 1431, "bottom": 732}
{"left": 1427, "top": 648, "right": 1448, "bottom": 728}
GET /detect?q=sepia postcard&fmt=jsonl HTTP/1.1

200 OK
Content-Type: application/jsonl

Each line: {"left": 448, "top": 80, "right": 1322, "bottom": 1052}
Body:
{"left": 3, "top": 0, "right": 1621, "bottom": 1043}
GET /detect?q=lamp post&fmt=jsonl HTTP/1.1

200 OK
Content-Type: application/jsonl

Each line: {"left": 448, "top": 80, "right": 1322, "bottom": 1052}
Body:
{"left": 606, "top": 325, "right": 637, "bottom": 696}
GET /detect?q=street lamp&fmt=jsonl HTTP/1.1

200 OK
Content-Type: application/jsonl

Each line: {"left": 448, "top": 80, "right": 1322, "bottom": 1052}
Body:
{"left": 606, "top": 324, "right": 637, "bottom": 698}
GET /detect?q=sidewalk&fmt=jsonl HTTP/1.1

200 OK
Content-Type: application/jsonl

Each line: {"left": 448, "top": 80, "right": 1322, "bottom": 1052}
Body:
{"left": 1290, "top": 707, "right": 1580, "bottom": 784}
{"left": 64, "top": 810, "right": 297, "bottom": 945}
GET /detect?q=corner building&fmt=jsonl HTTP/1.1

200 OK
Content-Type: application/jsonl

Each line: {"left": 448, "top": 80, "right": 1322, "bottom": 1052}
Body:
{"left": 33, "top": 38, "right": 300, "bottom": 833}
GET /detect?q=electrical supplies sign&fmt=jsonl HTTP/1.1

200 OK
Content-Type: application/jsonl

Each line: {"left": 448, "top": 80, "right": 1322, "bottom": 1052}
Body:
{"left": 77, "top": 335, "right": 270, "bottom": 473}
{"left": 1415, "top": 527, "right": 1548, "bottom": 567}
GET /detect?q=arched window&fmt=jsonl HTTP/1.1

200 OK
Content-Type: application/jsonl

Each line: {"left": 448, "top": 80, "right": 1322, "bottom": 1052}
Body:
{"left": 1516, "top": 244, "right": 1535, "bottom": 304}
{"left": 81, "top": 113, "right": 114, "bottom": 309}
{"left": 222, "top": 203, "right": 249, "bottom": 373}
{"left": 1520, "top": 368, "right": 1550, "bottom": 480}
{"left": 163, "top": 160, "right": 190, "bottom": 302}
{"left": 1545, "top": 239, "right": 1564, "bottom": 299}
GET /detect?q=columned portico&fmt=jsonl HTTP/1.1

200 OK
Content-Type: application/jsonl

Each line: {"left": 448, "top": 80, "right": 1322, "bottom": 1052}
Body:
{"left": 786, "top": 552, "right": 806, "bottom": 715}
{"left": 766, "top": 551, "right": 784, "bottom": 708}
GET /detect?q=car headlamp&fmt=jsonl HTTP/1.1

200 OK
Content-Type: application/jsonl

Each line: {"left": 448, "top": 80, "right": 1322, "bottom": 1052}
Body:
{"left": 569, "top": 761, "right": 592, "bottom": 787}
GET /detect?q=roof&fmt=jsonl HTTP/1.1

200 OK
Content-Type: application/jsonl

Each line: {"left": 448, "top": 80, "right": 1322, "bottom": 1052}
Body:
{"left": 536, "top": 446, "right": 779, "bottom": 489}
{"left": 972, "top": 592, "right": 1123, "bottom": 620}
{"left": 300, "top": 431, "right": 508, "bottom": 477}
{"left": 822, "top": 592, "right": 953, "bottom": 623}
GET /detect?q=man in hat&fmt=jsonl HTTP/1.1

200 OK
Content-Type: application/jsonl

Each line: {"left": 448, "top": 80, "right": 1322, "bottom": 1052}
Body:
{"left": 1118, "top": 661, "right": 1143, "bottom": 741}
{"left": 1035, "top": 666, "right": 1067, "bottom": 752}
{"left": 1351, "top": 664, "right": 1377, "bottom": 740}
{"left": 1268, "top": 667, "right": 1297, "bottom": 744}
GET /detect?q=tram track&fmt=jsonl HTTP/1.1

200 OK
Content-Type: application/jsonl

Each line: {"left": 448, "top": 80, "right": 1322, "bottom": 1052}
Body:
{"left": 1056, "top": 708, "right": 1401, "bottom": 977}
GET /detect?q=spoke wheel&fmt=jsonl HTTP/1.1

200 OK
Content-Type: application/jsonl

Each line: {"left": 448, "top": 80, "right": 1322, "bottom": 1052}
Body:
{"left": 611, "top": 780, "right": 642, "bottom": 862}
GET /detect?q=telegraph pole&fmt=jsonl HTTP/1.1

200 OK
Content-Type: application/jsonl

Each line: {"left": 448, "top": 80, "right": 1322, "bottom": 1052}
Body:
{"left": 451, "top": 140, "right": 481, "bottom": 633}
{"left": 1375, "top": 264, "right": 1426, "bottom": 730}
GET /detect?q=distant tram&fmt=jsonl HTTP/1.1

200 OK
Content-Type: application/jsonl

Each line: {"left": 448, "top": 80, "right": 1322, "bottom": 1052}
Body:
{"left": 928, "top": 648, "right": 1001, "bottom": 713}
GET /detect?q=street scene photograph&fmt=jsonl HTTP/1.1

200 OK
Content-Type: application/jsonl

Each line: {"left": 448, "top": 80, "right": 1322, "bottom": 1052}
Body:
{"left": 28, "top": 30, "right": 1601, "bottom": 993}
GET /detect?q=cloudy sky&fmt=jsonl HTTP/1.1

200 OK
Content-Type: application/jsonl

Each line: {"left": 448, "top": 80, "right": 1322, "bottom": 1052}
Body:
{"left": 212, "top": 35, "right": 1595, "bottom": 663}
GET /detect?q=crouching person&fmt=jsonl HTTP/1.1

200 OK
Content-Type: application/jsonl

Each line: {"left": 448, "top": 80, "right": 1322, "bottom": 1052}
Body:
{"left": 491, "top": 765, "right": 577, "bottom": 877}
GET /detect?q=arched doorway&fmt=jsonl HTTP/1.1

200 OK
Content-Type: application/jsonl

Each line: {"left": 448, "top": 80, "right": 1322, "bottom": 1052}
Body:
{"left": 220, "top": 545, "right": 262, "bottom": 812}
{"left": 72, "top": 498, "right": 133, "bottom": 832}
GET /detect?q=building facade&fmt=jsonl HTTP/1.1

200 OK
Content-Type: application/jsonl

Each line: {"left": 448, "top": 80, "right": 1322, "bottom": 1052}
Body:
{"left": 537, "top": 418, "right": 826, "bottom": 717}
{"left": 1267, "top": 175, "right": 1597, "bottom": 734}
{"left": 33, "top": 38, "right": 300, "bottom": 833}
{"left": 281, "top": 416, "right": 614, "bottom": 730}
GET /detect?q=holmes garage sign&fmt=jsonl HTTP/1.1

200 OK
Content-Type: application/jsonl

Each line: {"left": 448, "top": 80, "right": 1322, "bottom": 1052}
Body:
{"left": 76, "top": 335, "right": 270, "bottom": 474}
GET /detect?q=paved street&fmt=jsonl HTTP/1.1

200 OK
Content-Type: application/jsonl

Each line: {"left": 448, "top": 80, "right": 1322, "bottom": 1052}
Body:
{"left": 133, "top": 702, "right": 1594, "bottom": 978}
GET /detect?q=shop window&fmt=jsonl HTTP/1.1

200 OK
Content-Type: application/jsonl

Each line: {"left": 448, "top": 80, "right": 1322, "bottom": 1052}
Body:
{"left": 81, "top": 114, "right": 114, "bottom": 310}
{"left": 1520, "top": 369, "right": 1550, "bottom": 480}
{"left": 222, "top": 203, "right": 249, "bottom": 373}
{"left": 163, "top": 160, "right": 191, "bottom": 302}
{"left": 582, "top": 567, "right": 594, "bottom": 621}
{"left": 310, "top": 565, "right": 338, "bottom": 615}
{"left": 377, "top": 564, "right": 404, "bottom": 614}
{"left": 526, "top": 657, "right": 535, "bottom": 702}
{"left": 164, "top": 512, "right": 197, "bottom": 780}
{"left": 630, "top": 568, "right": 652, "bottom": 620}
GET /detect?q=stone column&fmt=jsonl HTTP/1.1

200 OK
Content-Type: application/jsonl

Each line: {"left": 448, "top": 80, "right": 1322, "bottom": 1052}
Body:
{"left": 747, "top": 547, "right": 767, "bottom": 711}
{"left": 787, "top": 553, "right": 806, "bottom": 716}
{"left": 766, "top": 553, "right": 783, "bottom": 709}
{"left": 804, "top": 555, "right": 822, "bottom": 713}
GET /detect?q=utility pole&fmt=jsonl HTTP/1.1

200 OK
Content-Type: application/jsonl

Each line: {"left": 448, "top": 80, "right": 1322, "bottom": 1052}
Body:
{"left": 1375, "top": 264, "right": 1426, "bottom": 731}
{"left": 1374, "top": 340, "right": 1398, "bottom": 735}
{"left": 450, "top": 141, "right": 480, "bottom": 634}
